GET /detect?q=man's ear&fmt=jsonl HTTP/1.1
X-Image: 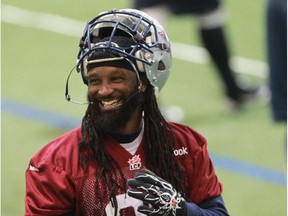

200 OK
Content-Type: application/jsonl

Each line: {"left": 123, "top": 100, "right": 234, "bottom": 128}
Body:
{"left": 139, "top": 78, "right": 148, "bottom": 92}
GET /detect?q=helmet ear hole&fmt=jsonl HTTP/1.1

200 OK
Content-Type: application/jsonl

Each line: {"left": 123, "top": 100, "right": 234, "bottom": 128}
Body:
{"left": 158, "top": 61, "right": 166, "bottom": 71}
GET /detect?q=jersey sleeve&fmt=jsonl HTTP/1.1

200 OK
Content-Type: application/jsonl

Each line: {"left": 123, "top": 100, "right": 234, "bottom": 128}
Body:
{"left": 171, "top": 123, "right": 223, "bottom": 204}
{"left": 186, "top": 195, "right": 229, "bottom": 215}
{"left": 188, "top": 134, "right": 222, "bottom": 204}
{"left": 25, "top": 158, "right": 75, "bottom": 215}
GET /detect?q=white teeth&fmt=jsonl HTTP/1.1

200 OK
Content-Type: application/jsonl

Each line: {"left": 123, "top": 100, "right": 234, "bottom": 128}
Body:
{"left": 101, "top": 99, "right": 119, "bottom": 107}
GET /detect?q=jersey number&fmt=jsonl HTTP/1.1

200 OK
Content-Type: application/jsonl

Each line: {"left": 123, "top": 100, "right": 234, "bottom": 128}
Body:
{"left": 105, "top": 193, "right": 145, "bottom": 216}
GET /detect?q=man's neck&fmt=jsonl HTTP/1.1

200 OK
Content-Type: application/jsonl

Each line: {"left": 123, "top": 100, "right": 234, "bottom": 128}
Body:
{"left": 112, "top": 110, "right": 143, "bottom": 135}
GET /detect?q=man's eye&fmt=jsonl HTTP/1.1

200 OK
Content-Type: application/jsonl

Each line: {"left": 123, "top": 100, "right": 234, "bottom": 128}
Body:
{"left": 111, "top": 77, "right": 124, "bottom": 82}
{"left": 88, "top": 78, "right": 100, "bottom": 84}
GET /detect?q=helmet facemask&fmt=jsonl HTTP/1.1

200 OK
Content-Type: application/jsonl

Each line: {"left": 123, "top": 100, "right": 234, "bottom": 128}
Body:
{"left": 77, "top": 9, "right": 172, "bottom": 93}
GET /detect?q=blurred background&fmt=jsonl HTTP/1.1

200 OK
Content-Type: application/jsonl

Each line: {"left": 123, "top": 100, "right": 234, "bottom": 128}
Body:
{"left": 1, "top": 0, "right": 286, "bottom": 215}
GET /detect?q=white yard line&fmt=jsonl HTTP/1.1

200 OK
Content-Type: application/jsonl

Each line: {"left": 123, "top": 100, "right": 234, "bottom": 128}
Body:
{"left": 172, "top": 42, "right": 268, "bottom": 78}
{"left": 2, "top": 4, "right": 268, "bottom": 78}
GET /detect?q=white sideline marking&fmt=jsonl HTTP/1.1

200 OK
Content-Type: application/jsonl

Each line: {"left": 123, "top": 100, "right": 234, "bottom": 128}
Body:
{"left": 172, "top": 42, "right": 268, "bottom": 78}
{"left": 1, "top": 4, "right": 85, "bottom": 37}
{"left": 2, "top": 4, "right": 268, "bottom": 78}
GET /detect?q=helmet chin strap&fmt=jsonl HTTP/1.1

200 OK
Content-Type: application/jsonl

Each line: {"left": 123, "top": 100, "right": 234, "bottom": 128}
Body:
{"left": 125, "top": 58, "right": 142, "bottom": 86}
{"left": 113, "top": 83, "right": 143, "bottom": 108}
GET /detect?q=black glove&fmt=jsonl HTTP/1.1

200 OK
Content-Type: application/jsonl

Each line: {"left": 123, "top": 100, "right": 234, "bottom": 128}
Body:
{"left": 127, "top": 168, "right": 187, "bottom": 216}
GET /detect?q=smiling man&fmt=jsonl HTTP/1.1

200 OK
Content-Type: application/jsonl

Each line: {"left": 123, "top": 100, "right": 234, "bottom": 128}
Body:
{"left": 25, "top": 9, "right": 229, "bottom": 216}
{"left": 85, "top": 45, "right": 146, "bottom": 135}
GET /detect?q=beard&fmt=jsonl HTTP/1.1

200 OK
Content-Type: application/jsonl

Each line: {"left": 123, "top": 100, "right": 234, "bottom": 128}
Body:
{"left": 87, "top": 91, "right": 144, "bottom": 133}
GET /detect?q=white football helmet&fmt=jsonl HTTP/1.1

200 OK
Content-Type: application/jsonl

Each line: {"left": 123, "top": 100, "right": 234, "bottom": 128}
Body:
{"left": 76, "top": 9, "right": 172, "bottom": 93}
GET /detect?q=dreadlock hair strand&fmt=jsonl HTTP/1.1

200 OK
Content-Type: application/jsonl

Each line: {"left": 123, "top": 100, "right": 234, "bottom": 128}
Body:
{"left": 79, "top": 103, "right": 127, "bottom": 214}
{"left": 142, "top": 84, "right": 187, "bottom": 196}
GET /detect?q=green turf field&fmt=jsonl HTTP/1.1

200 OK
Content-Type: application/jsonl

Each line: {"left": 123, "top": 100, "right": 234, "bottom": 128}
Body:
{"left": 2, "top": 0, "right": 287, "bottom": 215}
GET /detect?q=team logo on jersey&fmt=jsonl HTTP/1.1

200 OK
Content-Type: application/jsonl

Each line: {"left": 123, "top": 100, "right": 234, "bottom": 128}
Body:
{"left": 128, "top": 155, "right": 142, "bottom": 170}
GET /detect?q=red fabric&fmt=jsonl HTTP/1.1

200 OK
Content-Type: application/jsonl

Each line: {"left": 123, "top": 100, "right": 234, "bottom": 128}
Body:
{"left": 25, "top": 123, "right": 222, "bottom": 215}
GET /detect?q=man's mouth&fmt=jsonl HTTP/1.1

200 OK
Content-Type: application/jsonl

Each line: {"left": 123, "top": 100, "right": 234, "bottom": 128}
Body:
{"left": 100, "top": 99, "right": 123, "bottom": 110}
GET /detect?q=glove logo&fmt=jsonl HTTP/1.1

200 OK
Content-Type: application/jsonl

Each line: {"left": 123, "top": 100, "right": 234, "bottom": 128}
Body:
{"left": 128, "top": 155, "right": 142, "bottom": 171}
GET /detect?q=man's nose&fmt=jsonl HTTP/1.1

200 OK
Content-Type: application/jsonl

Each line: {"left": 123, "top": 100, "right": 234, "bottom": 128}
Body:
{"left": 98, "top": 82, "right": 114, "bottom": 96}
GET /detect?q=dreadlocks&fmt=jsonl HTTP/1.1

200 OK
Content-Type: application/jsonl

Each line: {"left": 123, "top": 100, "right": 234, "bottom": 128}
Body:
{"left": 78, "top": 82, "right": 187, "bottom": 213}
{"left": 142, "top": 85, "right": 187, "bottom": 195}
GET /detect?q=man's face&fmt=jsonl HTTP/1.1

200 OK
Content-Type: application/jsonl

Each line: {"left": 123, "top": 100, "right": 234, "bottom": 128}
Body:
{"left": 86, "top": 66, "right": 144, "bottom": 133}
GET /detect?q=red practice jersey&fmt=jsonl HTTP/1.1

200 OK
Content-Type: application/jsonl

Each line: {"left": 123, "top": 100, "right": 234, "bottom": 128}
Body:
{"left": 25, "top": 122, "right": 222, "bottom": 216}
